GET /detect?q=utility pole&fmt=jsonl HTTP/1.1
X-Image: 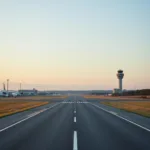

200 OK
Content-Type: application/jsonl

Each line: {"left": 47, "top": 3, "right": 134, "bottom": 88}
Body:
{"left": 7, "top": 79, "right": 9, "bottom": 92}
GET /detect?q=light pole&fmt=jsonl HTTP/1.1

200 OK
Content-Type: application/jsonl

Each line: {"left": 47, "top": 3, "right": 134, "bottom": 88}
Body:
{"left": 7, "top": 79, "right": 9, "bottom": 92}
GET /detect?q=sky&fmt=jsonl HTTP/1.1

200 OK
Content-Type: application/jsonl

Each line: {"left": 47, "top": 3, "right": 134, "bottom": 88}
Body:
{"left": 0, "top": 0, "right": 150, "bottom": 90}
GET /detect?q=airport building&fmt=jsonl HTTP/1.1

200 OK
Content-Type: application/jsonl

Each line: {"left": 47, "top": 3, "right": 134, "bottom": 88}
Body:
{"left": 19, "top": 89, "right": 38, "bottom": 96}
{"left": 113, "top": 88, "right": 121, "bottom": 94}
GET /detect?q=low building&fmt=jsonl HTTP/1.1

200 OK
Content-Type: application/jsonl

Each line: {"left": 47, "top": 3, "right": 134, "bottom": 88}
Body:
{"left": 19, "top": 89, "right": 38, "bottom": 96}
{"left": 113, "top": 88, "right": 121, "bottom": 94}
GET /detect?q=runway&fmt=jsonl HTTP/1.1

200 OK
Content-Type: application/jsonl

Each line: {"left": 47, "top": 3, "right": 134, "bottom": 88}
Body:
{"left": 0, "top": 96, "right": 150, "bottom": 150}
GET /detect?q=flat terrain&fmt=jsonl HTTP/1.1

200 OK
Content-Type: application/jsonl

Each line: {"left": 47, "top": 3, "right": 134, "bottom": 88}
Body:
{"left": 0, "top": 96, "right": 150, "bottom": 150}
{"left": 84, "top": 95, "right": 150, "bottom": 100}
{"left": 102, "top": 101, "right": 150, "bottom": 117}
{"left": 0, "top": 95, "right": 68, "bottom": 101}
{"left": 0, "top": 101, "right": 48, "bottom": 117}
{"left": 0, "top": 95, "right": 67, "bottom": 117}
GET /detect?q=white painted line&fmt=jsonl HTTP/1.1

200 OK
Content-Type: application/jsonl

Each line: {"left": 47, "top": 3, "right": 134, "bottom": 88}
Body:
{"left": 109, "top": 111, "right": 118, "bottom": 115}
{"left": 90, "top": 103, "right": 150, "bottom": 132}
{"left": 74, "top": 111, "right": 76, "bottom": 114}
{"left": 74, "top": 117, "right": 76, "bottom": 123}
{"left": 28, "top": 108, "right": 49, "bottom": 117}
{"left": 28, "top": 112, "right": 41, "bottom": 117}
{"left": 0, "top": 103, "right": 60, "bottom": 133}
{"left": 73, "top": 131, "right": 78, "bottom": 150}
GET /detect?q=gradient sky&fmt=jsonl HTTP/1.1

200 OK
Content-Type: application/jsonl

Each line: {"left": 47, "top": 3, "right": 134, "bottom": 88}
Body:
{"left": 0, "top": 0, "right": 150, "bottom": 90}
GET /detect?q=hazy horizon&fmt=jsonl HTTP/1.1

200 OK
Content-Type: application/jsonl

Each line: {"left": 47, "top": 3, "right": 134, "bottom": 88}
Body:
{"left": 0, "top": 0, "right": 150, "bottom": 90}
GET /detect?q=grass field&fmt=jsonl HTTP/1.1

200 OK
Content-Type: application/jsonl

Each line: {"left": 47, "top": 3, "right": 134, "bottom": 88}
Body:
{"left": 84, "top": 95, "right": 150, "bottom": 100}
{"left": 84, "top": 95, "right": 108, "bottom": 99}
{"left": 0, "top": 101, "right": 48, "bottom": 118}
{"left": 0, "top": 95, "right": 68, "bottom": 101}
{"left": 102, "top": 101, "right": 150, "bottom": 117}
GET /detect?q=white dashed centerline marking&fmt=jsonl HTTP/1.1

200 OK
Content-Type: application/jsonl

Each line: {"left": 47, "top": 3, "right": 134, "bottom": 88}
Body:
{"left": 73, "top": 99, "right": 77, "bottom": 150}
{"left": 73, "top": 131, "right": 78, "bottom": 150}
{"left": 74, "top": 117, "right": 76, "bottom": 123}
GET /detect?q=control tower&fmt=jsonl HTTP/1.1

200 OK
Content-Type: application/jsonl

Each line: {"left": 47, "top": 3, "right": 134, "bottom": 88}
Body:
{"left": 117, "top": 70, "right": 124, "bottom": 93}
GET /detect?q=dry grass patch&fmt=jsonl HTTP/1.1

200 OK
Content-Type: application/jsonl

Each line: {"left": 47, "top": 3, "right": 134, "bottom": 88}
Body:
{"left": 102, "top": 101, "right": 150, "bottom": 117}
{"left": 0, "top": 95, "right": 68, "bottom": 101}
{"left": 84, "top": 95, "right": 108, "bottom": 99}
{"left": 84, "top": 95, "right": 150, "bottom": 100}
{"left": 0, "top": 101, "right": 48, "bottom": 118}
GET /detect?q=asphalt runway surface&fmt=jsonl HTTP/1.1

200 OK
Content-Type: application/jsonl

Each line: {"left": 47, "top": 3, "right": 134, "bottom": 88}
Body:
{"left": 0, "top": 96, "right": 150, "bottom": 150}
